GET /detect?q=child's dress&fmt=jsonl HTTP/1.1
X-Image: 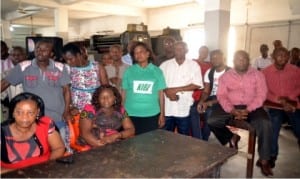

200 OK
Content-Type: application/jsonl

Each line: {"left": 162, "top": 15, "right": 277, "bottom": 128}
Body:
{"left": 78, "top": 104, "right": 125, "bottom": 146}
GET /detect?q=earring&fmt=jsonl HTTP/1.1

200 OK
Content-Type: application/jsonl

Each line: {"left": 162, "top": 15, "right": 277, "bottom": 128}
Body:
{"left": 36, "top": 115, "right": 40, "bottom": 120}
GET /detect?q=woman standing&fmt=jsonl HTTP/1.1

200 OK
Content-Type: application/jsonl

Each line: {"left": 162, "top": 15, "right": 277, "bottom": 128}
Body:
{"left": 122, "top": 42, "right": 166, "bottom": 135}
{"left": 62, "top": 43, "right": 108, "bottom": 111}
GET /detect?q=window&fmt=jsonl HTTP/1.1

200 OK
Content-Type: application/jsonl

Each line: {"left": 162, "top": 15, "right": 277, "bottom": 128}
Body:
{"left": 183, "top": 28, "right": 205, "bottom": 59}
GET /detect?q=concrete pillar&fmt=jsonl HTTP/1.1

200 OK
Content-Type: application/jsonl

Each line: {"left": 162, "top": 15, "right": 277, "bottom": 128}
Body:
{"left": 204, "top": 0, "right": 231, "bottom": 56}
{"left": 1, "top": 20, "right": 12, "bottom": 47}
{"left": 54, "top": 7, "right": 68, "bottom": 43}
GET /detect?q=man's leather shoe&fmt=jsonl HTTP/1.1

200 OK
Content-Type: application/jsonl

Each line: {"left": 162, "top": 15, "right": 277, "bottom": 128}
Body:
{"left": 256, "top": 160, "right": 274, "bottom": 176}
{"left": 269, "top": 156, "right": 276, "bottom": 168}
{"left": 229, "top": 133, "right": 241, "bottom": 150}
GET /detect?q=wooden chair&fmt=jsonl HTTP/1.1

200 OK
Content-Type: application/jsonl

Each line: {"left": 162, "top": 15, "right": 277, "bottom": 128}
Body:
{"left": 228, "top": 119, "right": 256, "bottom": 178}
{"left": 68, "top": 113, "right": 91, "bottom": 152}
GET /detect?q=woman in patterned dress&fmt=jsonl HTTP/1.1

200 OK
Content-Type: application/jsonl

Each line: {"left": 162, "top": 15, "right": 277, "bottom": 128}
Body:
{"left": 62, "top": 43, "right": 108, "bottom": 111}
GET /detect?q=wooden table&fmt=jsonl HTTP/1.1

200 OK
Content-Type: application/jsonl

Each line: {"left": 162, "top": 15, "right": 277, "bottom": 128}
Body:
{"left": 2, "top": 129, "right": 236, "bottom": 178}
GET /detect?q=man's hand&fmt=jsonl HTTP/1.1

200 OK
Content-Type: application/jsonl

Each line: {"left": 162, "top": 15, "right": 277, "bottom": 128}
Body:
{"left": 231, "top": 109, "right": 248, "bottom": 120}
{"left": 239, "top": 109, "right": 249, "bottom": 120}
{"left": 197, "top": 101, "right": 208, "bottom": 113}
{"left": 164, "top": 88, "right": 178, "bottom": 101}
{"left": 283, "top": 103, "right": 296, "bottom": 112}
{"left": 279, "top": 97, "right": 297, "bottom": 112}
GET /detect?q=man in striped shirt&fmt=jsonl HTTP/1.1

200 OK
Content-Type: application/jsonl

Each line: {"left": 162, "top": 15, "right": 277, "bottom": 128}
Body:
{"left": 208, "top": 50, "right": 273, "bottom": 176}
{"left": 262, "top": 47, "right": 300, "bottom": 169}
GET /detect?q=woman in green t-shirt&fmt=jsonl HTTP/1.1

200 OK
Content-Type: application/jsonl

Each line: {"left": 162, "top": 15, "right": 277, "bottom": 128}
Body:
{"left": 121, "top": 42, "right": 167, "bottom": 135}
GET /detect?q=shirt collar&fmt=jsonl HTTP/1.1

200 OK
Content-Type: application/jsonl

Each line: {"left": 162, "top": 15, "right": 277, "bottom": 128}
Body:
{"left": 232, "top": 66, "right": 256, "bottom": 76}
{"left": 32, "top": 58, "right": 55, "bottom": 69}
{"left": 269, "top": 63, "right": 290, "bottom": 72}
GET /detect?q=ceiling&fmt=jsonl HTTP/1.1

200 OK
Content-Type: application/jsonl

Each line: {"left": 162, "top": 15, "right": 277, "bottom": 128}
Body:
{"left": 1, "top": 0, "right": 300, "bottom": 30}
{"left": 1, "top": 0, "right": 196, "bottom": 26}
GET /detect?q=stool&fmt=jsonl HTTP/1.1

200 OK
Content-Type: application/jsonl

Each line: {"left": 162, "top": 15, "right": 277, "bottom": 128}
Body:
{"left": 228, "top": 119, "right": 256, "bottom": 178}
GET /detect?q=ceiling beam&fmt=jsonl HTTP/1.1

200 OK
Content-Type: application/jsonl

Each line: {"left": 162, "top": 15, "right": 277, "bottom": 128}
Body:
{"left": 15, "top": 0, "right": 62, "bottom": 8}
{"left": 4, "top": 10, "right": 39, "bottom": 21}
{"left": 69, "top": 1, "right": 146, "bottom": 16}
{"left": 12, "top": 0, "right": 146, "bottom": 16}
{"left": 12, "top": 17, "right": 54, "bottom": 27}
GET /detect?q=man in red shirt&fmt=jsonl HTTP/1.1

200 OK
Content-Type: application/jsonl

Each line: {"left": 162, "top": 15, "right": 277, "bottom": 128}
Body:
{"left": 190, "top": 46, "right": 211, "bottom": 140}
{"left": 208, "top": 50, "right": 273, "bottom": 176}
{"left": 262, "top": 47, "right": 300, "bottom": 168}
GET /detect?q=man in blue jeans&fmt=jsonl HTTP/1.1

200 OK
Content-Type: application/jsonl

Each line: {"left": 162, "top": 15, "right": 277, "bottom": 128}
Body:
{"left": 262, "top": 47, "right": 300, "bottom": 168}
{"left": 160, "top": 41, "right": 203, "bottom": 135}
{"left": 197, "top": 49, "right": 230, "bottom": 141}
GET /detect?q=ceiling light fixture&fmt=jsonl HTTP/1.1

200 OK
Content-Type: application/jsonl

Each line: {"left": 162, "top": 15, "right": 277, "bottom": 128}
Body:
{"left": 9, "top": 25, "right": 14, "bottom": 31}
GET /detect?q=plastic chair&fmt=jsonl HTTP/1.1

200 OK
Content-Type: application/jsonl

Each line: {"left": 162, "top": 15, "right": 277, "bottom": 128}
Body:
{"left": 68, "top": 113, "right": 91, "bottom": 152}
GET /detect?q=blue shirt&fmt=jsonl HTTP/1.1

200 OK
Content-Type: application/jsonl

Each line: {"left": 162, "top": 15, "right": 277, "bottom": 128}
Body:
{"left": 122, "top": 53, "right": 133, "bottom": 66}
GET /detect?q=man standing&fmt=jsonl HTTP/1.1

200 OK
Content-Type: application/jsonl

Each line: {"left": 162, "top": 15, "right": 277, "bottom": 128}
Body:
{"left": 208, "top": 50, "right": 273, "bottom": 176}
{"left": 262, "top": 47, "right": 300, "bottom": 168}
{"left": 5, "top": 46, "right": 27, "bottom": 101}
{"left": 1, "top": 41, "right": 13, "bottom": 121}
{"left": 160, "top": 41, "right": 203, "bottom": 136}
{"left": 122, "top": 40, "right": 136, "bottom": 66}
{"left": 1, "top": 41, "right": 13, "bottom": 73}
{"left": 1, "top": 41, "right": 13, "bottom": 109}
{"left": 190, "top": 45, "right": 211, "bottom": 139}
{"left": 253, "top": 44, "right": 273, "bottom": 70}
{"left": 1, "top": 39, "right": 72, "bottom": 152}
{"left": 106, "top": 44, "right": 129, "bottom": 91}
{"left": 154, "top": 36, "right": 176, "bottom": 66}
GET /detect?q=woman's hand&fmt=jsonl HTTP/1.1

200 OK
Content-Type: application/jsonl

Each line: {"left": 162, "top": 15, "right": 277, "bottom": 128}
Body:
{"left": 158, "top": 114, "right": 165, "bottom": 128}
{"left": 100, "top": 133, "right": 121, "bottom": 144}
{"left": 96, "top": 139, "right": 107, "bottom": 147}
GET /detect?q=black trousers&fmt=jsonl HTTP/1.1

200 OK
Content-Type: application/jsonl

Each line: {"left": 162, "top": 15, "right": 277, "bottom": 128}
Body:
{"left": 208, "top": 104, "right": 272, "bottom": 160}
{"left": 130, "top": 113, "right": 160, "bottom": 135}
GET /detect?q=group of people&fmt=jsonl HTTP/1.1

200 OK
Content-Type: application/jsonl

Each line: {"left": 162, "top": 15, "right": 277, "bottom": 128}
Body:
{"left": 1, "top": 38, "right": 299, "bottom": 177}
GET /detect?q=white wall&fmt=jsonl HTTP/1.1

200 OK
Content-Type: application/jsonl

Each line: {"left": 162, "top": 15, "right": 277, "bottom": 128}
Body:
{"left": 230, "top": 0, "right": 300, "bottom": 25}
{"left": 79, "top": 15, "right": 146, "bottom": 39}
{"left": 35, "top": 19, "right": 80, "bottom": 43}
{"left": 233, "top": 20, "right": 300, "bottom": 63}
{"left": 9, "top": 0, "right": 300, "bottom": 60}
{"left": 147, "top": 2, "right": 204, "bottom": 31}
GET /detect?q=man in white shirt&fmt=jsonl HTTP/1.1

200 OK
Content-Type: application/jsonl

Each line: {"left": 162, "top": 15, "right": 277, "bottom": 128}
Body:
{"left": 197, "top": 50, "right": 230, "bottom": 140}
{"left": 160, "top": 41, "right": 203, "bottom": 135}
{"left": 253, "top": 44, "right": 273, "bottom": 70}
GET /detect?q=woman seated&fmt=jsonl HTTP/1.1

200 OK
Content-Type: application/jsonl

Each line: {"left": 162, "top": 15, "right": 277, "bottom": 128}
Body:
{"left": 79, "top": 85, "right": 135, "bottom": 147}
{"left": 1, "top": 92, "right": 65, "bottom": 173}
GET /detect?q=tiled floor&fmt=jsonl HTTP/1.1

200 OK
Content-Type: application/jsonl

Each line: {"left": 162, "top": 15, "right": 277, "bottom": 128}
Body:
{"left": 209, "top": 126, "right": 300, "bottom": 178}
